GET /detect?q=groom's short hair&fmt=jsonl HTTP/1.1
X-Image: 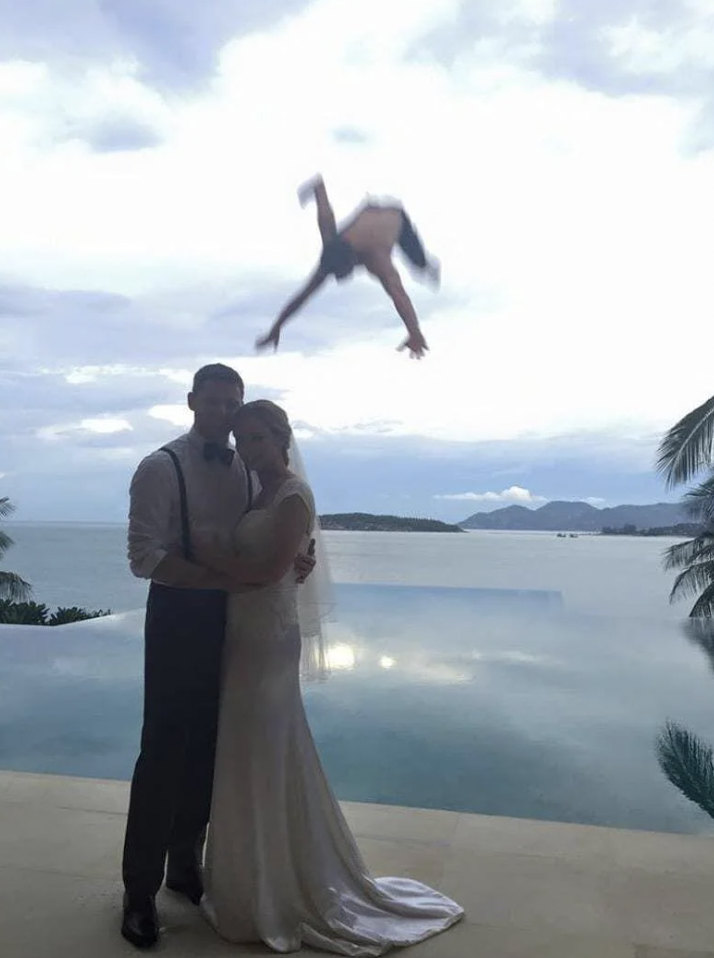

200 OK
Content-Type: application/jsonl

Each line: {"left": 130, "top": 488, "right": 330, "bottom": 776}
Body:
{"left": 192, "top": 363, "right": 244, "bottom": 396}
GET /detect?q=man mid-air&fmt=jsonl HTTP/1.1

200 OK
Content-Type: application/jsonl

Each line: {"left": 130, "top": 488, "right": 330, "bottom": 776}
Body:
{"left": 256, "top": 175, "right": 440, "bottom": 359}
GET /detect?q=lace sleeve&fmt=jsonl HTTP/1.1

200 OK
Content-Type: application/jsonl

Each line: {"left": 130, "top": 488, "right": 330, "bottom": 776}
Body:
{"left": 273, "top": 478, "right": 316, "bottom": 535}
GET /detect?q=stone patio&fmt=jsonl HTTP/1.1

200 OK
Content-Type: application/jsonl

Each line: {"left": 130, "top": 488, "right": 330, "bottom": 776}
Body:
{"left": 0, "top": 770, "right": 713, "bottom": 957}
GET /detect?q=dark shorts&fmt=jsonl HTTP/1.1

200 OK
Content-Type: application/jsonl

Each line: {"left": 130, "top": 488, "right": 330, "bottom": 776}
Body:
{"left": 320, "top": 236, "right": 356, "bottom": 275}
{"left": 397, "top": 211, "right": 427, "bottom": 269}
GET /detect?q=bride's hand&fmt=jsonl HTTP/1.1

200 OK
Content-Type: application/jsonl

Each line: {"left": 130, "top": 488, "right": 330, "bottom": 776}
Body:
{"left": 294, "top": 539, "right": 316, "bottom": 583}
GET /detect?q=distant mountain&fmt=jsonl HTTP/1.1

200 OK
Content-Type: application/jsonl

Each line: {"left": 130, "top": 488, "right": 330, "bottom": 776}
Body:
{"left": 320, "top": 513, "right": 464, "bottom": 533}
{"left": 460, "top": 500, "right": 689, "bottom": 532}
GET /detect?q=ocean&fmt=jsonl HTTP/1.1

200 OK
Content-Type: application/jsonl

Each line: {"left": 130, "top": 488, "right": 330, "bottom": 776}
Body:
{"left": 3, "top": 522, "right": 686, "bottom": 620}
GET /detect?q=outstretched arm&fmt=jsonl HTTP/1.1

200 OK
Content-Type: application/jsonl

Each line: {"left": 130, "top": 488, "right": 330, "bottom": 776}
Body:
{"left": 368, "top": 257, "right": 429, "bottom": 359}
{"left": 256, "top": 268, "right": 328, "bottom": 351}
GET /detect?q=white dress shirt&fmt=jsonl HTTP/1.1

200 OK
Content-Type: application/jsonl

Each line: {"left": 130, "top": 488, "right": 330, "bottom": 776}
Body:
{"left": 127, "top": 427, "right": 253, "bottom": 582}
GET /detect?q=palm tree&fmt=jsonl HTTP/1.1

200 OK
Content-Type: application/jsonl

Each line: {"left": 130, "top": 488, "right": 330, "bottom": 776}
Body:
{"left": 663, "top": 492, "right": 714, "bottom": 616}
{"left": 0, "top": 497, "right": 31, "bottom": 601}
{"left": 656, "top": 402, "right": 714, "bottom": 814}
{"left": 657, "top": 396, "right": 714, "bottom": 616}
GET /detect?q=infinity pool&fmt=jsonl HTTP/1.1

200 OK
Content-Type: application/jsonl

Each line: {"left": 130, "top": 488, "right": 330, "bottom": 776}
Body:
{"left": 1, "top": 583, "right": 713, "bottom": 834}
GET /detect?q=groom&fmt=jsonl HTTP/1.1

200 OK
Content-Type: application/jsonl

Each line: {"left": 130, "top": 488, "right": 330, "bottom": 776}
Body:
{"left": 121, "top": 363, "right": 315, "bottom": 949}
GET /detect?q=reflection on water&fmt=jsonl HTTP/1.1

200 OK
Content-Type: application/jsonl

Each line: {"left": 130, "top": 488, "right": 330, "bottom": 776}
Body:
{"left": 1, "top": 583, "right": 714, "bottom": 835}
{"left": 327, "top": 643, "right": 356, "bottom": 671}
{"left": 655, "top": 618, "right": 714, "bottom": 827}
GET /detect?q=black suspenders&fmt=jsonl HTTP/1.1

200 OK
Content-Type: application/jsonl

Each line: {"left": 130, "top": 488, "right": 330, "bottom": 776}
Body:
{"left": 160, "top": 447, "right": 193, "bottom": 562}
{"left": 160, "top": 446, "right": 254, "bottom": 563}
{"left": 245, "top": 468, "right": 254, "bottom": 511}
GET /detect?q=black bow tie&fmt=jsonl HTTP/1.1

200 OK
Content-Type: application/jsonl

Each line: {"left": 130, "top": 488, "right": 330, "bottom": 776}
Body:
{"left": 203, "top": 442, "right": 235, "bottom": 467}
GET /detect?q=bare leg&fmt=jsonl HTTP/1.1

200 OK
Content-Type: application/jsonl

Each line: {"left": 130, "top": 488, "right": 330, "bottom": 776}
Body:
{"left": 297, "top": 174, "right": 338, "bottom": 245}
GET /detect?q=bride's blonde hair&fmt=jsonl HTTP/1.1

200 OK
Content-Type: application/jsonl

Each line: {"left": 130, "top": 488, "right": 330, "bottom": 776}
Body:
{"left": 235, "top": 400, "right": 292, "bottom": 465}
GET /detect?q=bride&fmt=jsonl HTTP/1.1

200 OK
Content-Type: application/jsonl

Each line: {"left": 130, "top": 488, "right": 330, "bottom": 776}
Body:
{"left": 194, "top": 400, "right": 464, "bottom": 955}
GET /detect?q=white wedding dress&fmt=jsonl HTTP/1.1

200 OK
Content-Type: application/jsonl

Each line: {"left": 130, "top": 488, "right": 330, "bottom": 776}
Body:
{"left": 202, "top": 477, "right": 464, "bottom": 955}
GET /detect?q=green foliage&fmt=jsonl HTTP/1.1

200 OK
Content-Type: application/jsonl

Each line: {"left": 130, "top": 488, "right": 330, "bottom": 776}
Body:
{"left": 664, "top": 531, "right": 714, "bottom": 617}
{"left": 0, "top": 599, "right": 49, "bottom": 624}
{"left": 0, "top": 599, "right": 112, "bottom": 626}
{"left": 0, "top": 497, "right": 111, "bottom": 626}
{"left": 319, "top": 513, "right": 463, "bottom": 532}
{"left": 656, "top": 399, "right": 714, "bottom": 615}
{"left": 681, "top": 474, "right": 714, "bottom": 525}
{"left": 48, "top": 606, "right": 112, "bottom": 626}
{"left": 601, "top": 523, "right": 701, "bottom": 537}
{"left": 0, "top": 497, "right": 31, "bottom": 601}
{"left": 657, "top": 400, "right": 714, "bottom": 815}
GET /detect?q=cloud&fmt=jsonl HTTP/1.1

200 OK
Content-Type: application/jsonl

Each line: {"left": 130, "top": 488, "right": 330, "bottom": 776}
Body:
{"left": 36, "top": 417, "right": 133, "bottom": 442}
{"left": 435, "top": 486, "right": 548, "bottom": 506}
{"left": 3, "top": 270, "right": 688, "bottom": 455}
{"left": 0, "top": 0, "right": 313, "bottom": 92}
{"left": 1, "top": 0, "right": 710, "bottom": 520}
{"left": 415, "top": 0, "right": 714, "bottom": 151}
{"left": 0, "top": 58, "right": 170, "bottom": 156}
{"left": 71, "top": 114, "right": 164, "bottom": 153}
{"left": 332, "top": 126, "right": 370, "bottom": 145}
{"left": 0, "top": 355, "right": 672, "bottom": 522}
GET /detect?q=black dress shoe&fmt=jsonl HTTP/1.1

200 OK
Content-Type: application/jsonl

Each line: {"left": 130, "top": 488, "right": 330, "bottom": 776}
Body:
{"left": 165, "top": 869, "right": 204, "bottom": 905}
{"left": 121, "top": 894, "right": 159, "bottom": 949}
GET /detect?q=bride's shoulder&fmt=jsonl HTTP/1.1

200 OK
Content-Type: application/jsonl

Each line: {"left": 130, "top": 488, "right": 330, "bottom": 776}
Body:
{"left": 274, "top": 476, "right": 316, "bottom": 533}
{"left": 277, "top": 474, "right": 314, "bottom": 504}
{"left": 284, "top": 476, "right": 312, "bottom": 498}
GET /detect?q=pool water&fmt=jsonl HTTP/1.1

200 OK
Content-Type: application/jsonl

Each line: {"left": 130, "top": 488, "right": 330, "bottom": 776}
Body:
{"left": 1, "top": 582, "right": 713, "bottom": 834}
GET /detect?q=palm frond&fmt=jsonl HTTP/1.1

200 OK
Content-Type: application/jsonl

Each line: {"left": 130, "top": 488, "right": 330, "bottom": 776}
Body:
{"left": 669, "top": 560, "right": 714, "bottom": 604}
{"left": 663, "top": 534, "right": 714, "bottom": 571}
{"left": 0, "top": 497, "right": 17, "bottom": 559}
{"left": 0, "top": 571, "right": 32, "bottom": 602}
{"left": 681, "top": 473, "right": 714, "bottom": 523}
{"left": 656, "top": 395, "right": 714, "bottom": 489}
{"left": 0, "top": 529, "right": 14, "bottom": 559}
{"left": 656, "top": 721, "right": 714, "bottom": 820}
{"left": 688, "top": 580, "right": 714, "bottom": 618}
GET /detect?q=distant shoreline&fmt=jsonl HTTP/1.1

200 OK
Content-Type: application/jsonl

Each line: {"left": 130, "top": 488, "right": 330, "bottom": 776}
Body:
{"left": 319, "top": 513, "right": 464, "bottom": 533}
{"left": 599, "top": 523, "right": 699, "bottom": 538}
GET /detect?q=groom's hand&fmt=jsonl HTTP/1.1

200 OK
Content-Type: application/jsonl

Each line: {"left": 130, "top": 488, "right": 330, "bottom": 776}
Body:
{"left": 294, "top": 539, "right": 316, "bottom": 583}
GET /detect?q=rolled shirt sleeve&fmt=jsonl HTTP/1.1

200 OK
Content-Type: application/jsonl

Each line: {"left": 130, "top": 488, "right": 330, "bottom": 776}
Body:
{"left": 127, "top": 454, "right": 174, "bottom": 579}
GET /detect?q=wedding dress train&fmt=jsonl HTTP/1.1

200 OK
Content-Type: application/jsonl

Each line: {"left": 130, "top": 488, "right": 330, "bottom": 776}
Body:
{"left": 202, "top": 477, "right": 464, "bottom": 955}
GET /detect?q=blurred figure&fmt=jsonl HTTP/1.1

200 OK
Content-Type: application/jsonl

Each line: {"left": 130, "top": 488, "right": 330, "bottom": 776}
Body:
{"left": 256, "top": 175, "right": 440, "bottom": 359}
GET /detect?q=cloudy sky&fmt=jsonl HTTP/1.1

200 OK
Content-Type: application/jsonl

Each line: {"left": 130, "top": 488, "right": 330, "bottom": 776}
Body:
{"left": 1, "top": 0, "right": 712, "bottom": 522}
